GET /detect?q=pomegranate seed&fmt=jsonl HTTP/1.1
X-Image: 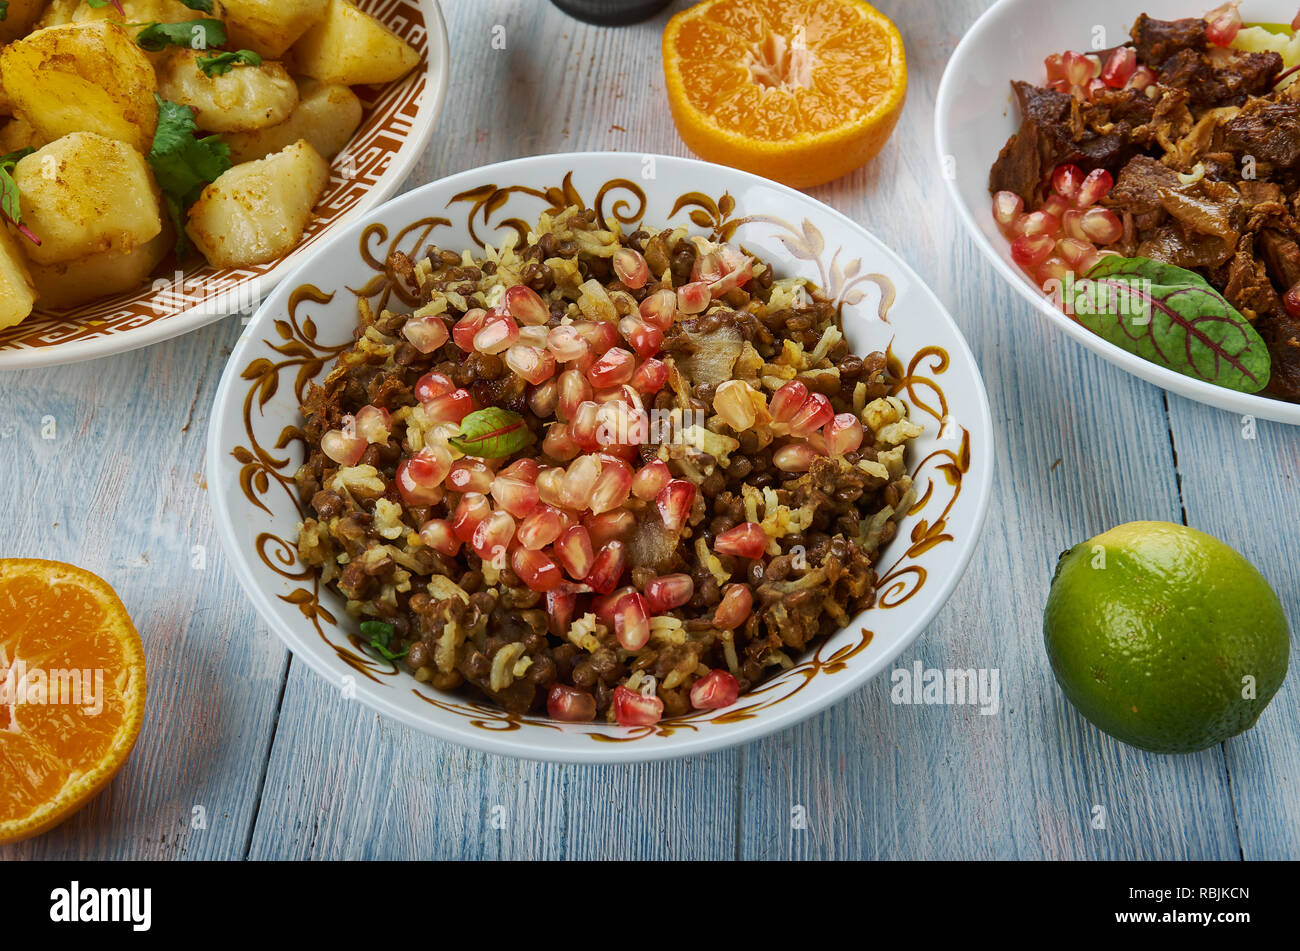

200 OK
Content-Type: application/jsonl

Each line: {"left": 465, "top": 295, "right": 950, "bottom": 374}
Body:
{"left": 1080, "top": 206, "right": 1123, "bottom": 245}
{"left": 585, "top": 509, "right": 636, "bottom": 548}
{"left": 542, "top": 422, "right": 581, "bottom": 461}
{"left": 516, "top": 505, "right": 565, "bottom": 550}
{"left": 992, "top": 191, "right": 1024, "bottom": 234}
{"left": 824, "top": 413, "right": 864, "bottom": 456}
{"left": 593, "top": 585, "right": 635, "bottom": 627}
{"left": 618, "top": 315, "right": 663, "bottom": 359}
{"left": 569, "top": 400, "right": 602, "bottom": 451}
{"left": 402, "top": 313, "right": 450, "bottom": 354}
{"left": 1075, "top": 249, "right": 1102, "bottom": 275}
{"left": 472, "top": 509, "right": 515, "bottom": 560}
{"left": 446, "top": 458, "right": 494, "bottom": 493}
{"left": 504, "top": 344, "right": 556, "bottom": 385}
{"left": 709, "top": 253, "right": 753, "bottom": 298}
{"left": 561, "top": 454, "right": 603, "bottom": 510}
{"left": 351, "top": 405, "right": 389, "bottom": 445}
{"left": 638, "top": 288, "right": 677, "bottom": 330}
{"left": 1011, "top": 234, "right": 1055, "bottom": 269}
{"left": 451, "top": 492, "right": 491, "bottom": 542}
{"left": 714, "top": 522, "right": 766, "bottom": 559}
{"left": 1051, "top": 164, "right": 1084, "bottom": 200}
{"left": 555, "top": 368, "right": 594, "bottom": 423}
{"left": 690, "top": 250, "right": 723, "bottom": 284}
{"left": 320, "top": 417, "right": 367, "bottom": 466}
{"left": 555, "top": 524, "right": 595, "bottom": 580}
{"left": 1062, "top": 209, "right": 1088, "bottom": 243}
{"left": 713, "top": 583, "right": 753, "bottom": 630}
{"left": 1294, "top": 9, "right": 1300, "bottom": 31}
{"left": 415, "top": 371, "right": 455, "bottom": 404}
{"left": 656, "top": 479, "right": 696, "bottom": 532}
{"left": 1014, "top": 210, "right": 1060, "bottom": 238}
{"left": 499, "top": 458, "right": 538, "bottom": 482}
{"left": 543, "top": 325, "right": 585, "bottom": 365}
{"left": 418, "top": 518, "right": 460, "bottom": 556}
{"left": 631, "top": 459, "right": 671, "bottom": 500}
{"left": 589, "top": 458, "right": 633, "bottom": 515}
{"left": 629, "top": 357, "right": 669, "bottom": 394}
{"left": 645, "top": 573, "right": 693, "bottom": 614}
{"left": 612, "top": 684, "right": 663, "bottom": 727}
{"left": 490, "top": 474, "right": 539, "bottom": 518}
{"left": 503, "top": 284, "right": 551, "bottom": 325}
{"left": 397, "top": 445, "right": 453, "bottom": 504}
{"left": 690, "top": 669, "right": 740, "bottom": 710}
{"left": 1054, "top": 237, "right": 1096, "bottom": 267}
{"left": 1101, "top": 47, "right": 1137, "bottom": 88}
{"left": 1205, "top": 1, "right": 1242, "bottom": 46}
{"left": 769, "top": 380, "right": 808, "bottom": 424}
{"left": 528, "top": 379, "right": 559, "bottom": 420}
{"left": 511, "top": 546, "right": 562, "bottom": 591}
{"left": 773, "top": 442, "right": 820, "bottom": 473}
{"left": 713, "top": 379, "right": 759, "bottom": 431}
{"left": 612, "top": 247, "right": 650, "bottom": 289}
{"left": 547, "top": 683, "right": 596, "bottom": 722}
{"left": 536, "top": 466, "right": 566, "bottom": 507}
{"left": 1127, "top": 65, "right": 1157, "bottom": 91}
{"left": 452, "top": 307, "right": 488, "bottom": 351}
{"left": 1044, "top": 52, "right": 1067, "bottom": 83}
{"left": 612, "top": 591, "right": 651, "bottom": 650}
{"left": 572, "top": 320, "right": 620, "bottom": 356}
{"left": 1042, "top": 194, "right": 1070, "bottom": 221}
{"left": 788, "top": 392, "right": 833, "bottom": 437}
{"left": 546, "top": 587, "right": 578, "bottom": 636}
{"left": 587, "top": 540, "right": 627, "bottom": 594}
{"left": 425, "top": 388, "right": 475, "bottom": 425}
{"left": 586, "top": 347, "right": 636, "bottom": 388}
{"left": 474, "top": 314, "right": 519, "bottom": 354}
{"left": 677, "top": 281, "right": 711, "bottom": 315}
{"left": 1063, "top": 51, "right": 1099, "bottom": 87}
{"left": 1074, "top": 168, "right": 1113, "bottom": 208}
{"left": 1036, "top": 256, "right": 1073, "bottom": 288}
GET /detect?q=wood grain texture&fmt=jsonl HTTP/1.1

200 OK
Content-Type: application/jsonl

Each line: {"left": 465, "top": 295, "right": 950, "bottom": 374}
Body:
{"left": 0, "top": 0, "right": 1292, "bottom": 860}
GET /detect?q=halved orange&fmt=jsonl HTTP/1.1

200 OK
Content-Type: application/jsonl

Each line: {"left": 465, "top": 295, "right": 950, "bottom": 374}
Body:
{"left": 0, "top": 559, "right": 146, "bottom": 844}
{"left": 662, "top": 0, "right": 907, "bottom": 189}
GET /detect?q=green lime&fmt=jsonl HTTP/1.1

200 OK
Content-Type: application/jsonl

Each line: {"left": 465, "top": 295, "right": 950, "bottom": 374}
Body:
{"left": 1043, "top": 521, "right": 1290, "bottom": 754}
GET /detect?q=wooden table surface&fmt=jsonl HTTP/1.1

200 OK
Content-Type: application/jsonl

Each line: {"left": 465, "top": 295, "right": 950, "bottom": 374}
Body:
{"left": 3, "top": 0, "right": 1298, "bottom": 861}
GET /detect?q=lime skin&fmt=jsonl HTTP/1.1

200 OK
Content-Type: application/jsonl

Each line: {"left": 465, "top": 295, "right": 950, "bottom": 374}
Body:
{"left": 1044, "top": 521, "right": 1290, "bottom": 754}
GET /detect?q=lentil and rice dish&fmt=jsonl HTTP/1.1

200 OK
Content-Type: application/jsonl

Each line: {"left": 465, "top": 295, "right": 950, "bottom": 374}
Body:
{"left": 293, "top": 206, "right": 921, "bottom": 727}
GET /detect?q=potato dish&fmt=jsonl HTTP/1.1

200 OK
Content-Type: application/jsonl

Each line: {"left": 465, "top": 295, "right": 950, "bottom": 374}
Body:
{"left": 0, "top": 0, "right": 420, "bottom": 328}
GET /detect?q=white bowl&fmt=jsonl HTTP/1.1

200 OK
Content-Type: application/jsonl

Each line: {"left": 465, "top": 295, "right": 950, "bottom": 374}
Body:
{"left": 0, "top": 0, "right": 450, "bottom": 370}
{"left": 937, "top": 0, "right": 1300, "bottom": 425}
{"left": 206, "top": 152, "right": 994, "bottom": 763}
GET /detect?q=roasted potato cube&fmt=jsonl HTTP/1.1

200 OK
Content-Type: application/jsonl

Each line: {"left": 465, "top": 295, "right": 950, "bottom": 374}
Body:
{"left": 222, "top": 0, "right": 329, "bottom": 59}
{"left": 0, "top": 21, "right": 159, "bottom": 153}
{"left": 0, "top": 117, "right": 47, "bottom": 154}
{"left": 156, "top": 48, "right": 299, "bottom": 134}
{"left": 292, "top": 0, "right": 420, "bottom": 86}
{"left": 27, "top": 228, "right": 172, "bottom": 310}
{"left": 223, "top": 79, "right": 362, "bottom": 164}
{"left": 0, "top": 0, "right": 47, "bottom": 45}
{"left": 0, "top": 226, "right": 38, "bottom": 330}
{"left": 186, "top": 139, "right": 329, "bottom": 268}
{"left": 0, "top": 75, "right": 10, "bottom": 119}
{"left": 37, "top": 0, "right": 221, "bottom": 30}
{"left": 14, "top": 132, "right": 163, "bottom": 266}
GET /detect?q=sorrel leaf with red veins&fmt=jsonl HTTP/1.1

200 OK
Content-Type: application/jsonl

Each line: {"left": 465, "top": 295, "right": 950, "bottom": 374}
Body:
{"left": 448, "top": 407, "right": 535, "bottom": 458}
{"left": 1075, "top": 256, "right": 1271, "bottom": 393}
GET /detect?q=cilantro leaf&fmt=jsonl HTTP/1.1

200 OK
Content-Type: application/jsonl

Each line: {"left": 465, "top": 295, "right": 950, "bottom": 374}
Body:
{"left": 0, "top": 148, "right": 39, "bottom": 244}
{"left": 136, "top": 18, "right": 226, "bottom": 53}
{"left": 359, "top": 620, "right": 407, "bottom": 661}
{"left": 197, "top": 49, "right": 263, "bottom": 78}
{"left": 0, "top": 2, "right": 9, "bottom": 24}
{"left": 146, "top": 96, "right": 230, "bottom": 258}
{"left": 178, "top": 0, "right": 214, "bottom": 11}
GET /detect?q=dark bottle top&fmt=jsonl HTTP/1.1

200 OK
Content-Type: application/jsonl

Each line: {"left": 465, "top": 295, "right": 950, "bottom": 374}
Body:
{"left": 549, "top": 0, "right": 674, "bottom": 26}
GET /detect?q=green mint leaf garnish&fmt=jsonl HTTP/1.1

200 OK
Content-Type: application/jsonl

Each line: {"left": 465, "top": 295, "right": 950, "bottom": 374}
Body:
{"left": 1067, "top": 256, "right": 1271, "bottom": 393}
{"left": 359, "top": 620, "right": 406, "bottom": 661}
{"left": 146, "top": 96, "right": 230, "bottom": 258}
{"left": 197, "top": 49, "right": 263, "bottom": 78}
{"left": 136, "top": 18, "right": 226, "bottom": 52}
{"left": 447, "top": 407, "right": 535, "bottom": 458}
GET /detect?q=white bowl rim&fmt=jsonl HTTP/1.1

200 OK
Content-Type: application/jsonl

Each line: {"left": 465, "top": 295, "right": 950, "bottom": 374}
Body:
{"left": 935, "top": 0, "right": 1300, "bottom": 425}
{"left": 0, "top": 0, "right": 451, "bottom": 373}
{"left": 207, "top": 150, "right": 996, "bottom": 763}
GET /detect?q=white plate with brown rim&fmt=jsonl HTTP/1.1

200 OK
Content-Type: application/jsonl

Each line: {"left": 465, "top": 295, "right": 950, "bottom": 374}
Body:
{"left": 207, "top": 151, "right": 994, "bottom": 763}
{"left": 0, "top": 0, "right": 449, "bottom": 370}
